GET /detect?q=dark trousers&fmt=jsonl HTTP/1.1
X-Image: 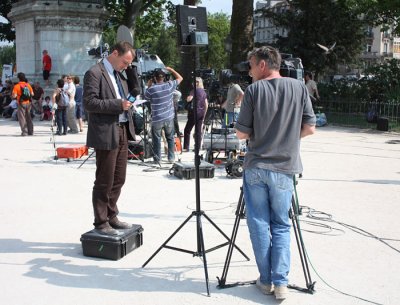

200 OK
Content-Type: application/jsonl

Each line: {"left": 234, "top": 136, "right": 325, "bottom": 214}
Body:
{"left": 56, "top": 108, "right": 67, "bottom": 134}
{"left": 92, "top": 125, "right": 128, "bottom": 229}
{"left": 173, "top": 105, "right": 180, "bottom": 136}
{"left": 183, "top": 111, "right": 204, "bottom": 151}
{"left": 17, "top": 103, "right": 33, "bottom": 135}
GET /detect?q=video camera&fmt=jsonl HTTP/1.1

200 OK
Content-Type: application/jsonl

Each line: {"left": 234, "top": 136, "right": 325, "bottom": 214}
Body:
{"left": 87, "top": 43, "right": 109, "bottom": 58}
{"left": 233, "top": 53, "right": 304, "bottom": 81}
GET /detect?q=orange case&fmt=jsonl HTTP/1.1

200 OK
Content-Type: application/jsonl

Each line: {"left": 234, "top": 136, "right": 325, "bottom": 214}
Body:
{"left": 57, "top": 144, "right": 88, "bottom": 159}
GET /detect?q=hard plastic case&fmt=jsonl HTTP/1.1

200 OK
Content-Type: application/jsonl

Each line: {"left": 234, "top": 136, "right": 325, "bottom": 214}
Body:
{"left": 80, "top": 224, "right": 143, "bottom": 260}
{"left": 56, "top": 144, "right": 88, "bottom": 159}
{"left": 171, "top": 161, "right": 215, "bottom": 179}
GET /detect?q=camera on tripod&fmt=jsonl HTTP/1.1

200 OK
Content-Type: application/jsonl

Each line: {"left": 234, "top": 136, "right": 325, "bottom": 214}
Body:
{"left": 231, "top": 54, "right": 304, "bottom": 81}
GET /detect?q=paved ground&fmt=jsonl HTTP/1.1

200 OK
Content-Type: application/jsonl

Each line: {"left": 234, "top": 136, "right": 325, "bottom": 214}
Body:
{"left": 1, "top": 115, "right": 399, "bottom": 305}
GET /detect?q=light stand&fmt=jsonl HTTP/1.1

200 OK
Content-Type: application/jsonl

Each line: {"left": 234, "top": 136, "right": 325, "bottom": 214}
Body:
{"left": 217, "top": 177, "right": 316, "bottom": 294}
{"left": 142, "top": 47, "right": 249, "bottom": 296}
{"left": 127, "top": 52, "right": 161, "bottom": 168}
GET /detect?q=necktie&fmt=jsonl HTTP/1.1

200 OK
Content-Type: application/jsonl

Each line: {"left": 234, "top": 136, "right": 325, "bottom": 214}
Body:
{"left": 113, "top": 70, "right": 126, "bottom": 99}
{"left": 114, "top": 70, "right": 128, "bottom": 123}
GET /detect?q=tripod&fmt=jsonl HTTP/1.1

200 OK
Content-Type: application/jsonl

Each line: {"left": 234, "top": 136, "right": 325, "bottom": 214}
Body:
{"left": 142, "top": 48, "right": 249, "bottom": 296}
{"left": 217, "top": 178, "right": 316, "bottom": 294}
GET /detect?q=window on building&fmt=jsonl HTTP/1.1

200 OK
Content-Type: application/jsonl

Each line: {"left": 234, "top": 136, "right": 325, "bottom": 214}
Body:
{"left": 366, "top": 44, "right": 372, "bottom": 52}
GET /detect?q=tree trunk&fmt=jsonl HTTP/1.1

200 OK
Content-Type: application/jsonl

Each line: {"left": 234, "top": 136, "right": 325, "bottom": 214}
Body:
{"left": 230, "top": 0, "right": 254, "bottom": 71}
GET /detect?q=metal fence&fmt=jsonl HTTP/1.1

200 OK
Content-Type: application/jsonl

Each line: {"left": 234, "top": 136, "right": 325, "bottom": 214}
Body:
{"left": 314, "top": 99, "right": 400, "bottom": 131}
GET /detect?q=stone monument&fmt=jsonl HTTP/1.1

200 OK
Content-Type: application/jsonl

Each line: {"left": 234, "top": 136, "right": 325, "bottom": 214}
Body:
{"left": 8, "top": 0, "right": 109, "bottom": 86}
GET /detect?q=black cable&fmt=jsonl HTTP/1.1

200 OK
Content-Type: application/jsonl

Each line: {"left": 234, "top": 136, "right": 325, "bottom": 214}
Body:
{"left": 301, "top": 205, "right": 400, "bottom": 253}
{"left": 293, "top": 204, "right": 397, "bottom": 304}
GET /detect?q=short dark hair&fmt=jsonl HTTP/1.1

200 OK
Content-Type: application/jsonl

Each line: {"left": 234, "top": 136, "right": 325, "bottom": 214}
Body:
{"left": 57, "top": 79, "right": 64, "bottom": 88}
{"left": 153, "top": 68, "right": 165, "bottom": 81}
{"left": 74, "top": 76, "right": 80, "bottom": 84}
{"left": 17, "top": 72, "right": 27, "bottom": 82}
{"left": 247, "top": 46, "right": 281, "bottom": 71}
{"left": 111, "top": 41, "right": 135, "bottom": 58}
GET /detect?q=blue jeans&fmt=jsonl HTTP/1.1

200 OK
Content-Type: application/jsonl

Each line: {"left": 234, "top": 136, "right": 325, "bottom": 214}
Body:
{"left": 151, "top": 119, "right": 175, "bottom": 162}
{"left": 243, "top": 168, "right": 294, "bottom": 286}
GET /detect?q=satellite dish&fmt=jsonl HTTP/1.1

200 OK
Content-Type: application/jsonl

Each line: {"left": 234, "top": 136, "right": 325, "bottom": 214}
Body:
{"left": 117, "top": 25, "right": 133, "bottom": 45}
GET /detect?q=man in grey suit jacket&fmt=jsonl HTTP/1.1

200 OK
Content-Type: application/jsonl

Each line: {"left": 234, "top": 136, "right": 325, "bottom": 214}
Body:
{"left": 83, "top": 41, "right": 136, "bottom": 235}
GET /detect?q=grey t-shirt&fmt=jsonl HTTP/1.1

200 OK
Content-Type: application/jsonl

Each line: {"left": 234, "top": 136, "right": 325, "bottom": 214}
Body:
{"left": 225, "top": 83, "right": 243, "bottom": 112}
{"left": 235, "top": 77, "right": 316, "bottom": 174}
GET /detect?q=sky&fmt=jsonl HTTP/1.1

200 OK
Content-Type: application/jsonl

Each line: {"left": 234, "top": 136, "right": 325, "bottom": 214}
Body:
{"left": 170, "top": 0, "right": 258, "bottom": 15}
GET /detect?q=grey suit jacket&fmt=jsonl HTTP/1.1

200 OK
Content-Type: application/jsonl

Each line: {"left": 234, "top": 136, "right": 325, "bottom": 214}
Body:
{"left": 83, "top": 61, "right": 135, "bottom": 150}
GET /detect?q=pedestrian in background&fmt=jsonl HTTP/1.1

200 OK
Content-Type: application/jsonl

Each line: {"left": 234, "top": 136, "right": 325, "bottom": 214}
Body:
{"left": 12, "top": 72, "right": 34, "bottom": 136}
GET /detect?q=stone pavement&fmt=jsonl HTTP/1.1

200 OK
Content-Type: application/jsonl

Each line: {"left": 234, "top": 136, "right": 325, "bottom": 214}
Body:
{"left": 0, "top": 115, "right": 399, "bottom": 305}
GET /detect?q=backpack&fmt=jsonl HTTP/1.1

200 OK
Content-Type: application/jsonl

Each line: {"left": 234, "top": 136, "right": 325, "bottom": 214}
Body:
{"left": 20, "top": 84, "right": 31, "bottom": 101}
{"left": 56, "top": 90, "right": 70, "bottom": 108}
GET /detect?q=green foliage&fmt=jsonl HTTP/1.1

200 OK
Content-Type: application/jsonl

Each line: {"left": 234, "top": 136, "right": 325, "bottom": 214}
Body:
{"left": 262, "top": 0, "right": 366, "bottom": 77}
{"left": 0, "top": 0, "right": 14, "bottom": 42}
{"left": 104, "top": 0, "right": 168, "bottom": 46}
{"left": 347, "top": 0, "right": 400, "bottom": 34}
{"left": 202, "top": 12, "right": 230, "bottom": 70}
{"left": 0, "top": 44, "right": 16, "bottom": 76}
{"left": 318, "top": 59, "right": 400, "bottom": 104}
{"left": 360, "top": 59, "right": 400, "bottom": 103}
{"left": 151, "top": 25, "right": 179, "bottom": 67}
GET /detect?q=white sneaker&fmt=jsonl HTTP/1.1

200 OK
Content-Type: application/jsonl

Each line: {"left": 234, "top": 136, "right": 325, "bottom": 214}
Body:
{"left": 274, "top": 285, "right": 289, "bottom": 300}
{"left": 256, "top": 277, "right": 274, "bottom": 295}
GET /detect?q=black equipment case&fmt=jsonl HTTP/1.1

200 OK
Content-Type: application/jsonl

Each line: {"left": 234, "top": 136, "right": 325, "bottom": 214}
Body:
{"left": 170, "top": 161, "right": 215, "bottom": 179}
{"left": 80, "top": 224, "right": 143, "bottom": 260}
{"left": 377, "top": 117, "right": 389, "bottom": 131}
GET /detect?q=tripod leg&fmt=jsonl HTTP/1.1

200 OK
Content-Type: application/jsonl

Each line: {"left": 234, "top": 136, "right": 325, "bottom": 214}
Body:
{"left": 289, "top": 190, "right": 316, "bottom": 294}
{"left": 202, "top": 213, "right": 249, "bottom": 260}
{"left": 217, "top": 188, "right": 246, "bottom": 288}
{"left": 142, "top": 212, "right": 194, "bottom": 268}
{"left": 77, "top": 150, "right": 95, "bottom": 169}
{"left": 197, "top": 213, "right": 210, "bottom": 296}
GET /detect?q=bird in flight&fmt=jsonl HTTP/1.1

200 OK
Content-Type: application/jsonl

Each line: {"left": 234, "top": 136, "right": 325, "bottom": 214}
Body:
{"left": 316, "top": 42, "right": 336, "bottom": 54}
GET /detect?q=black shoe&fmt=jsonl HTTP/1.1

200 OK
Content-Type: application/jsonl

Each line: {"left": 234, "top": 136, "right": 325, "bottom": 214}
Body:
{"left": 109, "top": 219, "right": 132, "bottom": 230}
{"left": 95, "top": 226, "right": 120, "bottom": 236}
{"left": 55, "top": 131, "right": 61, "bottom": 136}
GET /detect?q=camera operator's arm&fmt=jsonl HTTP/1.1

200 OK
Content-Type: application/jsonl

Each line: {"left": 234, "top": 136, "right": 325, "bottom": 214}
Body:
{"left": 165, "top": 67, "right": 183, "bottom": 85}
{"left": 300, "top": 124, "right": 315, "bottom": 138}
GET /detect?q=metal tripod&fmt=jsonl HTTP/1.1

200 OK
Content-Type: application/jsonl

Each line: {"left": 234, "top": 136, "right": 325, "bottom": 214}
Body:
{"left": 217, "top": 179, "right": 316, "bottom": 294}
{"left": 142, "top": 47, "right": 249, "bottom": 296}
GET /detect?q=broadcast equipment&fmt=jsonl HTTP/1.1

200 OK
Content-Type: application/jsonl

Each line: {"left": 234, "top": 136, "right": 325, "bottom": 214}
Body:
{"left": 176, "top": 5, "right": 208, "bottom": 46}
{"left": 142, "top": 5, "right": 249, "bottom": 296}
{"left": 233, "top": 53, "right": 304, "bottom": 81}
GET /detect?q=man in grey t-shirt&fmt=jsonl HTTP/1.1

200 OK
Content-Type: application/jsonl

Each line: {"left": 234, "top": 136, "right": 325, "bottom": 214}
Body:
{"left": 235, "top": 46, "right": 315, "bottom": 300}
{"left": 222, "top": 82, "right": 243, "bottom": 127}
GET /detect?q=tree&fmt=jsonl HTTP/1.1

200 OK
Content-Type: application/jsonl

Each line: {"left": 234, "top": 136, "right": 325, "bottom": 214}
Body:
{"left": 104, "top": 0, "right": 170, "bottom": 46}
{"left": 262, "top": 0, "right": 366, "bottom": 78}
{"left": 0, "top": 0, "right": 14, "bottom": 42}
{"left": 347, "top": 0, "right": 400, "bottom": 34}
{"left": 202, "top": 12, "right": 230, "bottom": 71}
{"left": 0, "top": 45, "right": 16, "bottom": 76}
{"left": 230, "top": 0, "right": 254, "bottom": 71}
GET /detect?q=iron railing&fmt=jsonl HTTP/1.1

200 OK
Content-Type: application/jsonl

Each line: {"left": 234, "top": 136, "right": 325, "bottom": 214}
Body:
{"left": 314, "top": 99, "right": 400, "bottom": 131}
